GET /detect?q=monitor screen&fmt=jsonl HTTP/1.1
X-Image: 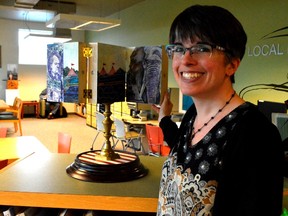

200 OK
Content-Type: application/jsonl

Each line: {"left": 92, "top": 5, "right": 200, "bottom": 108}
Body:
{"left": 179, "top": 91, "right": 194, "bottom": 113}
{"left": 271, "top": 113, "right": 288, "bottom": 141}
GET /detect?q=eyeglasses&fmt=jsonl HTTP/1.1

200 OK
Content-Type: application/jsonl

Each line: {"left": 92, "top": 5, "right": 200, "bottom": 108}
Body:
{"left": 165, "top": 43, "right": 226, "bottom": 59}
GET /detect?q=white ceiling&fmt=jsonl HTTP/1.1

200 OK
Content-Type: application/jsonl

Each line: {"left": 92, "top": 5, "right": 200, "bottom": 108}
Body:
{"left": 0, "top": 0, "right": 145, "bottom": 23}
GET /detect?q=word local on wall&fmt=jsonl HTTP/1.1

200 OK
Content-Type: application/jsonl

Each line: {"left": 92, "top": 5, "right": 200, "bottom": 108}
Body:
{"left": 247, "top": 43, "right": 285, "bottom": 57}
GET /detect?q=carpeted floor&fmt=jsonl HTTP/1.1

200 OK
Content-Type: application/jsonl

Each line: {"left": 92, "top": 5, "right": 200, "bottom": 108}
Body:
{"left": 2, "top": 113, "right": 145, "bottom": 154}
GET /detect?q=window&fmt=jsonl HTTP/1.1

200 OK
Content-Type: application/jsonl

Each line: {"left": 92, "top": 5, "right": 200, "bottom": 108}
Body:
{"left": 18, "top": 29, "right": 71, "bottom": 65}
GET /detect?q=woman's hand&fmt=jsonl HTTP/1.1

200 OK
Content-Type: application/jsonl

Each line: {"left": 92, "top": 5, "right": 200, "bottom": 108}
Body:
{"left": 152, "top": 91, "right": 173, "bottom": 122}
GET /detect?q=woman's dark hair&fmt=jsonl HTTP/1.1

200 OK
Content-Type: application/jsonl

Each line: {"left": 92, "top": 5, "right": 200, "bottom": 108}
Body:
{"left": 169, "top": 5, "right": 247, "bottom": 82}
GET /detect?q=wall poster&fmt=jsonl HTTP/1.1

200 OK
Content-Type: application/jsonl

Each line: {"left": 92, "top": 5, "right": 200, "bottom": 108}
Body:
{"left": 6, "top": 64, "right": 18, "bottom": 89}
{"left": 7, "top": 64, "right": 18, "bottom": 80}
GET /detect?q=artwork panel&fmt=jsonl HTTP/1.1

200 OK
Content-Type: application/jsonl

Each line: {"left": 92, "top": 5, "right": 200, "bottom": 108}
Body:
{"left": 96, "top": 43, "right": 128, "bottom": 104}
{"left": 47, "top": 43, "right": 64, "bottom": 102}
{"left": 63, "top": 42, "right": 79, "bottom": 103}
{"left": 126, "top": 45, "right": 168, "bottom": 105}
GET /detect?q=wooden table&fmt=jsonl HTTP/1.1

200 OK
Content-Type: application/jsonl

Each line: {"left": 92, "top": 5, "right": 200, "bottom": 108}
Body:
{"left": 0, "top": 153, "right": 165, "bottom": 213}
{"left": 111, "top": 113, "right": 159, "bottom": 126}
{"left": 21, "top": 101, "right": 39, "bottom": 118}
{"left": 0, "top": 136, "right": 50, "bottom": 161}
{"left": 0, "top": 100, "right": 9, "bottom": 112}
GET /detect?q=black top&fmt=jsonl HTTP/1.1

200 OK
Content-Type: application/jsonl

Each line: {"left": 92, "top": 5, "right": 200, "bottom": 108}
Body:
{"left": 157, "top": 102, "right": 284, "bottom": 216}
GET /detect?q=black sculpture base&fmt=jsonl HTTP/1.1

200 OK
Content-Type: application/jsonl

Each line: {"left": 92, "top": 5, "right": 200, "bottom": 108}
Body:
{"left": 66, "top": 150, "right": 148, "bottom": 183}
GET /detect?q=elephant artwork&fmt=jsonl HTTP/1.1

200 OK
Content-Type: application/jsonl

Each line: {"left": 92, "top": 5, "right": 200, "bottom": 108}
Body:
{"left": 126, "top": 45, "right": 162, "bottom": 104}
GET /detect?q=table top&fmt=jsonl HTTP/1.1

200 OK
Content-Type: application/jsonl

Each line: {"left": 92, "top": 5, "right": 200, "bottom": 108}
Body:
{"left": 0, "top": 136, "right": 50, "bottom": 160}
{"left": 0, "top": 99, "right": 9, "bottom": 111}
{"left": 0, "top": 153, "right": 166, "bottom": 212}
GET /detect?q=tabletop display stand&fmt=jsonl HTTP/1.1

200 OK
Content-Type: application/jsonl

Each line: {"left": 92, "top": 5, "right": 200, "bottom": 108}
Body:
{"left": 0, "top": 136, "right": 165, "bottom": 213}
{"left": 0, "top": 153, "right": 164, "bottom": 213}
{"left": 66, "top": 103, "right": 148, "bottom": 182}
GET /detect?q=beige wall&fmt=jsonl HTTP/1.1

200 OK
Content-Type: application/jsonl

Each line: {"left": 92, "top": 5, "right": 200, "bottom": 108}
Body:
{"left": 0, "top": 20, "right": 85, "bottom": 112}
{"left": 0, "top": 0, "right": 287, "bottom": 108}
{"left": 86, "top": 0, "right": 288, "bottom": 105}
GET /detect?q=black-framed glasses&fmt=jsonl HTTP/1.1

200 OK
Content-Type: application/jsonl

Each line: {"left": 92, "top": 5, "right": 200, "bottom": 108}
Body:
{"left": 165, "top": 43, "right": 226, "bottom": 59}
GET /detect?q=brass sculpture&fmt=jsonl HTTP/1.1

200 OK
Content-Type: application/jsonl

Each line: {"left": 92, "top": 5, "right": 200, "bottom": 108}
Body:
{"left": 95, "top": 103, "right": 120, "bottom": 161}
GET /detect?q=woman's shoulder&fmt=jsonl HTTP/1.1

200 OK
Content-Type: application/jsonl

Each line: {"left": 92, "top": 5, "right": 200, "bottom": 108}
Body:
{"left": 234, "top": 102, "right": 267, "bottom": 122}
{"left": 233, "top": 101, "right": 280, "bottom": 133}
{"left": 181, "top": 104, "right": 196, "bottom": 122}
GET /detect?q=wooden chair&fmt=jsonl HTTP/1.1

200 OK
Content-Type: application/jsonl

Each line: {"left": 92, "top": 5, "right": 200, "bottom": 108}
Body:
{"left": 58, "top": 132, "right": 72, "bottom": 153}
{"left": 112, "top": 118, "right": 145, "bottom": 154}
{"left": 0, "top": 97, "right": 23, "bottom": 136}
{"left": 0, "top": 98, "right": 17, "bottom": 115}
{"left": 145, "top": 124, "right": 170, "bottom": 157}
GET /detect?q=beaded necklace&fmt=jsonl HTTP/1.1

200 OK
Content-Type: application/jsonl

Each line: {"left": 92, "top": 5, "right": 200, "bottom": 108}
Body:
{"left": 191, "top": 91, "right": 236, "bottom": 140}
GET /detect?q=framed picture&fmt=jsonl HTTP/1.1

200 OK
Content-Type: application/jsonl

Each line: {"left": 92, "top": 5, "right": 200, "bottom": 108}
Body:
{"left": 7, "top": 64, "right": 18, "bottom": 80}
{"left": 0, "top": 45, "right": 1, "bottom": 68}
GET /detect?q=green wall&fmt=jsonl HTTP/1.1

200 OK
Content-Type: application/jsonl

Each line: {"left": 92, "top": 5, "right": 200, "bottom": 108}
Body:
{"left": 86, "top": 0, "right": 288, "bottom": 105}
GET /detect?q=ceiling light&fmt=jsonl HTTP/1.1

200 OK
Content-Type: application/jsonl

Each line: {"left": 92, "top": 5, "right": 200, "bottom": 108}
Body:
{"left": 24, "top": 29, "right": 53, "bottom": 39}
{"left": 24, "top": 34, "right": 72, "bottom": 43}
{"left": 14, "top": 0, "right": 39, "bottom": 8}
{"left": 46, "top": 13, "right": 121, "bottom": 31}
{"left": 15, "top": 0, "right": 39, "bottom": 4}
{"left": 24, "top": 29, "right": 71, "bottom": 42}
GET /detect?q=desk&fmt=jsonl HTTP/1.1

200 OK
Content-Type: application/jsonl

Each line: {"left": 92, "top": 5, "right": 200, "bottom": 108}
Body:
{"left": 94, "top": 112, "right": 159, "bottom": 126}
{"left": 111, "top": 115, "right": 159, "bottom": 154}
{"left": 122, "top": 116, "right": 159, "bottom": 126}
{"left": 0, "top": 153, "right": 165, "bottom": 213}
{"left": 0, "top": 136, "right": 50, "bottom": 161}
{"left": 0, "top": 100, "right": 9, "bottom": 112}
